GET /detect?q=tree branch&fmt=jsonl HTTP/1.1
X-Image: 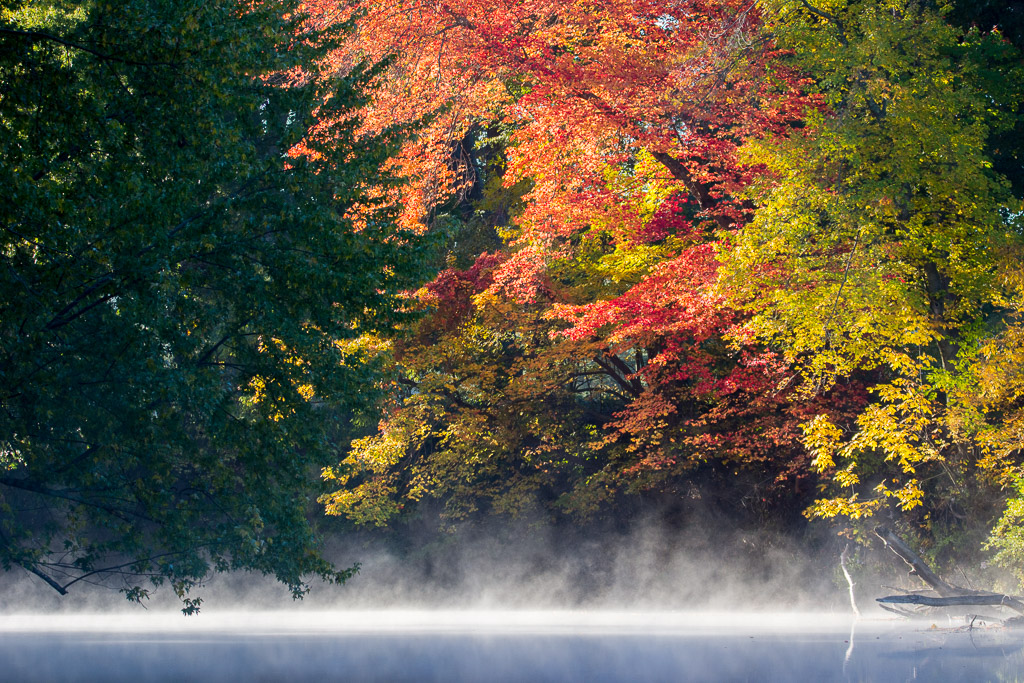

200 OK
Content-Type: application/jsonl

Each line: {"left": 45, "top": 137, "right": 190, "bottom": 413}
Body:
{"left": 592, "top": 355, "right": 643, "bottom": 397}
{"left": 796, "top": 0, "right": 849, "bottom": 46}
{"left": 19, "top": 563, "right": 68, "bottom": 595}
{"left": 650, "top": 151, "right": 734, "bottom": 231}
{"left": 0, "top": 475, "right": 154, "bottom": 524}
{"left": 0, "top": 27, "right": 177, "bottom": 67}
{"left": 878, "top": 593, "right": 1024, "bottom": 613}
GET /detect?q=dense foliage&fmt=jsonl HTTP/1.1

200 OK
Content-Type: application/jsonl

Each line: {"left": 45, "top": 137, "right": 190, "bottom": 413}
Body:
{"left": 312, "top": 0, "right": 1024, "bottom": 576}
{"left": 0, "top": 0, "right": 426, "bottom": 607}
{"left": 4, "top": 0, "right": 1024, "bottom": 605}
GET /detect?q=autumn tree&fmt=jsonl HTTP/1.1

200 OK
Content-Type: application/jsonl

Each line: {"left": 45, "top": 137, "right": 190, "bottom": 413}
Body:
{"left": 316, "top": 0, "right": 872, "bottom": 528}
{"left": 0, "top": 0, "right": 426, "bottom": 607}
{"left": 725, "top": 0, "right": 1024, "bottom": 565}
{"left": 315, "top": 0, "right": 1024, "bottom": 583}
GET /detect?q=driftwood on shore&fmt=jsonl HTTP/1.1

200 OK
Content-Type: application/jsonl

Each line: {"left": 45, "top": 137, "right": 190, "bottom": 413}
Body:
{"left": 873, "top": 526, "right": 1024, "bottom": 617}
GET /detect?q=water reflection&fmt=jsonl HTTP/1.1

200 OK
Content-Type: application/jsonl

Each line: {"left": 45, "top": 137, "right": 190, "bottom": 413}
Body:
{"left": 0, "top": 611, "right": 1020, "bottom": 682}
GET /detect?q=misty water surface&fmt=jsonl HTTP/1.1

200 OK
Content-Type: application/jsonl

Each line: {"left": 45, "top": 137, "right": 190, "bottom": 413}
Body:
{"left": 0, "top": 611, "right": 1021, "bottom": 682}
{"left": 3, "top": 520, "right": 1023, "bottom": 681}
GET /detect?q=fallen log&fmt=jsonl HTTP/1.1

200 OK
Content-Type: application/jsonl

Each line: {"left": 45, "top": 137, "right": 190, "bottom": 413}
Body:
{"left": 878, "top": 594, "right": 1024, "bottom": 610}
{"left": 873, "top": 526, "right": 1024, "bottom": 615}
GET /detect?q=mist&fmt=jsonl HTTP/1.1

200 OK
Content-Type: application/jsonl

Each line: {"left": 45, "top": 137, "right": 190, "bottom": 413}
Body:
{"left": 0, "top": 509, "right": 848, "bottom": 614}
{"left": 4, "top": 513, "right": 1024, "bottom": 682}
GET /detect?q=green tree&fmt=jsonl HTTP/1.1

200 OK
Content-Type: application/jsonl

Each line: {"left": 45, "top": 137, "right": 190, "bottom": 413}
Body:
{"left": 0, "top": 0, "right": 425, "bottom": 608}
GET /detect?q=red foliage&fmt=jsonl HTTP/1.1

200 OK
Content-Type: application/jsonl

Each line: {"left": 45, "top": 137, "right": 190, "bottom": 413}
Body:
{"left": 304, "top": 0, "right": 847, "bottom": 506}
{"left": 554, "top": 243, "right": 727, "bottom": 353}
{"left": 296, "top": 0, "right": 815, "bottom": 233}
{"left": 418, "top": 252, "right": 510, "bottom": 334}
{"left": 635, "top": 194, "right": 696, "bottom": 245}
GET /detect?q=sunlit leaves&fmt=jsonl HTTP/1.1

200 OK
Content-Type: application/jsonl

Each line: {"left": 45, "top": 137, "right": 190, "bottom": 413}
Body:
{"left": 719, "top": 1, "right": 1024, "bottom": 544}
{"left": 307, "top": 0, "right": 1024, "bottom": 582}
{"left": 309, "top": 0, "right": 864, "bottom": 527}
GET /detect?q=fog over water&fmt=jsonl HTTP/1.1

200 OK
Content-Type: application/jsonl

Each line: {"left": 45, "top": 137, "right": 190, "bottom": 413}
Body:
{"left": 0, "top": 609, "right": 1021, "bottom": 682}
{"left": 1, "top": 514, "right": 847, "bottom": 613}
{"left": 2, "top": 516, "right": 1023, "bottom": 681}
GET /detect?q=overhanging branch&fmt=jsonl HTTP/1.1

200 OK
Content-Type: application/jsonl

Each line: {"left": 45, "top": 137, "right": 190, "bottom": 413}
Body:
{"left": 0, "top": 27, "right": 177, "bottom": 67}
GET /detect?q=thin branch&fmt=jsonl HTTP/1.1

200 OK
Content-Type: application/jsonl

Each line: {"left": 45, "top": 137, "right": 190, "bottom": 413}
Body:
{"left": 592, "top": 356, "right": 643, "bottom": 398}
{"left": 196, "top": 321, "right": 251, "bottom": 366}
{"left": 437, "top": 7, "right": 476, "bottom": 31}
{"left": 821, "top": 226, "right": 862, "bottom": 347}
{"left": 840, "top": 544, "right": 861, "bottom": 617}
{"left": 0, "top": 475, "right": 155, "bottom": 524}
{"left": 50, "top": 551, "right": 192, "bottom": 593}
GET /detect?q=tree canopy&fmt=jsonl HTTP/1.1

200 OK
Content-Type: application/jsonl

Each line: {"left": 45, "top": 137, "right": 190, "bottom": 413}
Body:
{"left": 4, "top": 0, "right": 1024, "bottom": 606}
{"left": 312, "top": 0, "right": 1024, "bottom": 577}
{"left": 0, "top": 0, "right": 426, "bottom": 608}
